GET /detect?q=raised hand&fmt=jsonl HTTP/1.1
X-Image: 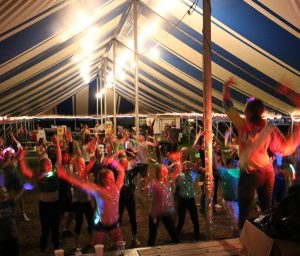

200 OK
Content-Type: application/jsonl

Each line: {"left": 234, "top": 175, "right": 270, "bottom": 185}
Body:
{"left": 87, "top": 137, "right": 97, "bottom": 155}
{"left": 223, "top": 77, "right": 236, "bottom": 101}
{"left": 64, "top": 129, "right": 73, "bottom": 142}
{"left": 224, "top": 76, "right": 236, "bottom": 87}
{"left": 51, "top": 135, "right": 59, "bottom": 145}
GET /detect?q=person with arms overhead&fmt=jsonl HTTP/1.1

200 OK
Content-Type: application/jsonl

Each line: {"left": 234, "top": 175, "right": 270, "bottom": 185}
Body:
{"left": 223, "top": 77, "right": 300, "bottom": 229}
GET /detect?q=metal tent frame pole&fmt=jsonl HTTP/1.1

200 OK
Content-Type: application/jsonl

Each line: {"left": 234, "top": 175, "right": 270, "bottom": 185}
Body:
{"left": 96, "top": 74, "right": 99, "bottom": 123}
{"left": 100, "top": 69, "right": 103, "bottom": 126}
{"left": 133, "top": 0, "right": 139, "bottom": 138}
{"left": 113, "top": 40, "right": 117, "bottom": 135}
{"left": 104, "top": 60, "right": 107, "bottom": 122}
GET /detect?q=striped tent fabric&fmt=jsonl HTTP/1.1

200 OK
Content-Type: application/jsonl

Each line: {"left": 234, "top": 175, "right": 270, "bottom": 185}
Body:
{"left": 1, "top": 0, "right": 299, "bottom": 117}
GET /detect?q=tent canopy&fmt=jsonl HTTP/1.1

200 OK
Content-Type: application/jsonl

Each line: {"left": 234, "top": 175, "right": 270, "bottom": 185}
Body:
{"left": 1, "top": 0, "right": 299, "bottom": 117}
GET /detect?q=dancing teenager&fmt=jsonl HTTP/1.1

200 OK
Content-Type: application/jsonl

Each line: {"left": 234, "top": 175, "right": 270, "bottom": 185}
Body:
{"left": 223, "top": 77, "right": 300, "bottom": 228}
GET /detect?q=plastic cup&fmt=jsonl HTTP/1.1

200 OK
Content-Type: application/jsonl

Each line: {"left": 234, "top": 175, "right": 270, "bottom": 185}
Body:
{"left": 54, "top": 249, "right": 64, "bottom": 256}
{"left": 94, "top": 244, "right": 104, "bottom": 256}
{"left": 116, "top": 241, "right": 126, "bottom": 256}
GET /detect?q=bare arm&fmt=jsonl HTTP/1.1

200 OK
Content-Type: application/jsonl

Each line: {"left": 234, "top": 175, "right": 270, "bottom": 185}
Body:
{"left": 84, "top": 137, "right": 97, "bottom": 174}
{"left": 85, "top": 158, "right": 96, "bottom": 174}
{"left": 99, "top": 156, "right": 125, "bottom": 190}
{"left": 114, "top": 161, "right": 125, "bottom": 190}
{"left": 223, "top": 77, "right": 245, "bottom": 130}
{"left": 146, "top": 140, "right": 156, "bottom": 147}
{"left": 87, "top": 137, "right": 97, "bottom": 157}
{"left": 65, "top": 129, "right": 73, "bottom": 143}
{"left": 57, "top": 166, "right": 104, "bottom": 195}
{"left": 115, "top": 168, "right": 125, "bottom": 190}
{"left": 52, "top": 136, "right": 62, "bottom": 166}
{"left": 72, "top": 140, "right": 82, "bottom": 157}
{"left": 224, "top": 129, "right": 231, "bottom": 148}
{"left": 18, "top": 149, "right": 34, "bottom": 179}
{"left": 193, "top": 129, "right": 204, "bottom": 148}
{"left": 270, "top": 124, "right": 300, "bottom": 156}
{"left": 10, "top": 132, "right": 22, "bottom": 149}
{"left": 223, "top": 77, "right": 235, "bottom": 101}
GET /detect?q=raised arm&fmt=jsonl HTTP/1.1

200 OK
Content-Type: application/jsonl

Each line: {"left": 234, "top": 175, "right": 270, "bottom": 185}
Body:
{"left": 72, "top": 140, "right": 82, "bottom": 157}
{"left": 224, "top": 129, "right": 231, "bottom": 148}
{"left": 85, "top": 156, "right": 96, "bottom": 174}
{"left": 146, "top": 140, "right": 156, "bottom": 148}
{"left": 223, "top": 77, "right": 245, "bottom": 130}
{"left": 57, "top": 165, "right": 102, "bottom": 196}
{"left": 100, "top": 156, "right": 125, "bottom": 190}
{"left": 151, "top": 118, "right": 155, "bottom": 128}
{"left": 64, "top": 129, "right": 73, "bottom": 154}
{"left": 193, "top": 129, "right": 204, "bottom": 148}
{"left": 11, "top": 132, "right": 23, "bottom": 150}
{"left": 87, "top": 137, "right": 97, "bottom": 156}
{"left": 18, "top": 149, "right": 34, "bottom": 179}
{"left": 269, "top": 124, "right": 300, "bottom": 156}
{"left": 65, "top": 129, "right": 73, "bottom": 143}
{"left": 84, "top": 137, "right": 97, "bottom": 174}
{"left": 51, "top": 135, "right": 62, "bottom": 166}
{"left": 223, "top": 77, "right": 235, "bottom": 101}
{"left": 115, "top": 164, "right": 125, "bottom": 190}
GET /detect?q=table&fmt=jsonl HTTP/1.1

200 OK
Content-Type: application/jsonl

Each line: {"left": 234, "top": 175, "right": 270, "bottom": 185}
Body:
{"left": 102, "top": 238, "right": 241, "bottom": 256}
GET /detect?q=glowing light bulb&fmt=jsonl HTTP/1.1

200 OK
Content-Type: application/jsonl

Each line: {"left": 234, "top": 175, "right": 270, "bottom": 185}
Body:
{"left": 96, "top": 90, "right": 104, "bottom": 98}
{"left": 130, "top": 61, "right": 136, "bottom": 68}
{"left": 149, "top": 47, "right": 160, "bottom": 59}
{"left": 143, "top": 21, "right": 158, "bottom": 36}
{"left": 119, "top": 71, "right": 126, "bottom": 81}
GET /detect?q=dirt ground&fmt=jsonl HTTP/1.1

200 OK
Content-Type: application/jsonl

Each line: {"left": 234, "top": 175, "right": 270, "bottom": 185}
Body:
{"left": 16, "top": 160, "right": 259, "bottom": 256}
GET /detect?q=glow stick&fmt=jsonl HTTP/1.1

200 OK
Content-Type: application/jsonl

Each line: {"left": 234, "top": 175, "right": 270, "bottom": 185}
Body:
{"left": 289, "top": 164, "right": 296, "bottom": 180}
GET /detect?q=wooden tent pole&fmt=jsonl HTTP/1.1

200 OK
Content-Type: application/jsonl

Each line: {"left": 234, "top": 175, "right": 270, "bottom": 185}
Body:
{"left": 203, "top": 0, "right": 214, "bottom": 239}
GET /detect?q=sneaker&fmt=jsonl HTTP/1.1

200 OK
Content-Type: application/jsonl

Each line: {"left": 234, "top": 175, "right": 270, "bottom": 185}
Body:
{"left": 23, "top": 212, "right": 30, "bottom": 221}
{"left": 215, "top": 204, "right": 222, "bottom": 209}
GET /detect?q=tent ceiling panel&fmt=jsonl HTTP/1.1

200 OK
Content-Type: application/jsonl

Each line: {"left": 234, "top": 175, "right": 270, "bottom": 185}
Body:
{"left": 0, "top": 0, "right": 299, "bottom": 117}
{"left": 0, "top": 0, "right": 67, "bottom": 39}
{"left": 115, "top": 74, "right": 187, "bottom": 112}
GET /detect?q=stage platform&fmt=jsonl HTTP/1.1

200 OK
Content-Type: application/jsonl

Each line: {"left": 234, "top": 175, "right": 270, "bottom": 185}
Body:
{"left": 103, "top": 238, "right": 241, "bottom": 256}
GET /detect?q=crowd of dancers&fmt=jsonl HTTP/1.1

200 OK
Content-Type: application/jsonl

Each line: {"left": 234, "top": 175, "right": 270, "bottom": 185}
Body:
{"left": 1, "top": 77, "right": 300, "bottom": 256}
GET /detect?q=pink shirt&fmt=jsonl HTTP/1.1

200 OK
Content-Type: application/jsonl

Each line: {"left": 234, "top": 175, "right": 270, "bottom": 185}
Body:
{"left": 149, "top": 179, "right": 175, "bottom": 218}
{"left": 94, "top": 184, "right": 120, "bottom": 226}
